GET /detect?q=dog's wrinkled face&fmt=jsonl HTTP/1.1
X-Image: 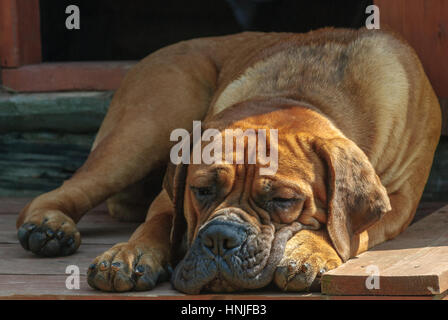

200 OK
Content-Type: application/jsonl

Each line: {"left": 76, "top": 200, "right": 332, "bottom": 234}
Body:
{"left": 171, "top": 131, "right": 329, "bottom": 293}
{"left": 169, "top": 105, "right": 391, "bottom": 294}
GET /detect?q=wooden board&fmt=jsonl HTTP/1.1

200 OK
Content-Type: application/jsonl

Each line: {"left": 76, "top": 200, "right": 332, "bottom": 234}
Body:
{"left": 374, "top": 0, "right": 448, "bottom": 98}
{"left": 0, "top": 199, "right": 138, "bottom": 245}
{"left": 2, "top": 274, "right": 442, "bottom": 300}
{"left": 0, "top": 243, "right": 113, "bottom": 275}
{"left": 322, "top": 205, "right": 448, "bottom": 296}
{"left": 374, "top": 0, "right": 448, "bottom": 136}
{"left": 1, "top": 62, "right": 136, "bottom": 92}
{"left": 441, "top": 98, "right": 448, "bottom": 136}
{"left": 0, "top": 213, "right": 139, "bottom": 245}
{"left": 0, "top": 0, "right": 41, "bottom": 67}
{"left": 1, "top": 198, "right": 447, "bottom": 299}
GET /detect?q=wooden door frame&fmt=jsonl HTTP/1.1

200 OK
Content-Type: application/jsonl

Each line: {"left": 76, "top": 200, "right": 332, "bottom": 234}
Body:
{"left": 0, "top": 0, "right": 134, "bottom": 92}
{"left": 374, "top": 0, "right": 448, "bottom": 136}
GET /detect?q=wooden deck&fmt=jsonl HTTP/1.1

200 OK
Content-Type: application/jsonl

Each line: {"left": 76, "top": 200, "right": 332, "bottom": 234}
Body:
{"left": 1, "top": 198, "right": 447, "bottom": 300}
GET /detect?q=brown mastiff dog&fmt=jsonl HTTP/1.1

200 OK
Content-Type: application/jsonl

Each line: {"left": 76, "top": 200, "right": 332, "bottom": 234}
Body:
{"left": 16, "top": 28, "right": 441, "bottom": 293}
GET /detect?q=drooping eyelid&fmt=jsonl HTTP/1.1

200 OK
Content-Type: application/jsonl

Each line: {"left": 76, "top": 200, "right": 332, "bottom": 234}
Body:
{"left": 189, "top": 185, "right": 208, "bottom": 192}
{"left": 189, "top": 181, "right": 213, "bottom": 190}
{"left": 260, "top": 177, "right": 306, "bottom": 199}
{"left": 273, "top": 193, "right": 305, "bottom": 202}
{"left": 188, "top": 173, "right": 216, "bottom": 189}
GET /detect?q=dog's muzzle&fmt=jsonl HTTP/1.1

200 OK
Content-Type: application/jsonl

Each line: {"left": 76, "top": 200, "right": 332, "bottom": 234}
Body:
{"left": 171, "top": 210, "right": 304, "bottom": 294}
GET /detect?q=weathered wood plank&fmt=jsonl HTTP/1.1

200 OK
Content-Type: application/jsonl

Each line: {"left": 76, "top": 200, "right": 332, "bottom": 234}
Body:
{"left": 0, "top": 201, "right": 138, "bottom": 245}
{"left": 0, "top": 275, "right": 184, "bottom": 298}
{"left": 2, "top": 198, "right": 447, "bottom": 298}
{"left": 0, "top": 215, "right": 138, "bottom": 245}
{"left": 0, "top": 273, "right": 320, "bottom": 299}
{"left": 374, "top": 0, "right": 448, "bottom": 98}
{"left": 0, "top": 198, "right": 33, "bottom": 214}
{"left": 0, "top": 243, "right": 112, "bottom": 275}
{"left": 321, "top": 205, "right": 448, "bottom": 296}
{"left": 0, "top": 91, "right": 112, "bottom": 133}
{"left": 373, "top": 0, "right": 448, "bottom": 136}
{"left": 0, "top": 198, "right": 108, "bottom": 215}
{"left": 441, "top": 98, "right": 448, "bottom": 136}
{"left": 0, "top": 0, "right": 41, "bottom": 67}
{"left": 0, "top": 199, "right": 139, "bottom": 278}
{"left": 2, "top": 274, "right": 439, "bottom": 300}
{"left": 1, "top": 62, "right": 135, "bottom": 92}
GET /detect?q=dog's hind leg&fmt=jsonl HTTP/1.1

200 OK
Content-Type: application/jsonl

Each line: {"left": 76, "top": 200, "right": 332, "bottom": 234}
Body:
{"left": 16, "top": 37, "right": 224, "bottom": 256}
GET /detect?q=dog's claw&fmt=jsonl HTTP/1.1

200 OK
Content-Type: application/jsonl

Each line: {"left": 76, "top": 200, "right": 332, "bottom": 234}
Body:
{"left": 111, "top": 262, "right": 121, "bottom": 272}
{"left": 135, "top": 265, "right": 145, "bottom": 276}
{"left": 99, "top": 261, "right": 109, "bottom": 271}
{"left": 56, "top": 231, "right": 65, "bottom": 240}
{"left": 318, "top": 268, "right": 327, "bottom": 277}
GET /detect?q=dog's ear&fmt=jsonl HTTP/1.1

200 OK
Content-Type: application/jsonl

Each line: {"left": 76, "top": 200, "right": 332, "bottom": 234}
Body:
{"left": 313, "top": 137, "right": 391, "bottom": 261}
{"left": 163, "top": 161, "right": 189, "bottom": 266}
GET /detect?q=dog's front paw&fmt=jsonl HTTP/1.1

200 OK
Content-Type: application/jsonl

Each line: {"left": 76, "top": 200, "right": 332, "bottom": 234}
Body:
{"left": 87, "top": 242, "right": 170, "bottom": 292}
{"left": 274, "top": 229, "right": 342, "bottom": 292}
{"left": 17, "top": 210, "right": 81, "bottom": 257}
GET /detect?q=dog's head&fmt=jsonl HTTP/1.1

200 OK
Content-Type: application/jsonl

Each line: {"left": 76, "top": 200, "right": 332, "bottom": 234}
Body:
{"left": 164, "top": 100, "right": 391, "bottom": 294}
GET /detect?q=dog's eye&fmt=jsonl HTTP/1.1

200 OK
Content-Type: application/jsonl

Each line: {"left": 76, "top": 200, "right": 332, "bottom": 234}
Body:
{"left": 190, "top": 186, "right": 215, "bottom": 201}
{"left": 263, "top": 196, "right": 303, "bottom": 212}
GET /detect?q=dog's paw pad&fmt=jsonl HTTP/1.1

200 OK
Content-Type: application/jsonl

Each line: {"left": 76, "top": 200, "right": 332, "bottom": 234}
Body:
{"left": 17, "top": 211, "right": 80, "bottom": 257}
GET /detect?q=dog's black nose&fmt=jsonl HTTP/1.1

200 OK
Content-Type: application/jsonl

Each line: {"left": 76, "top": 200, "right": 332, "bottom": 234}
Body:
{"left": 200, "top": 220, "right": 245, "bottom": 256}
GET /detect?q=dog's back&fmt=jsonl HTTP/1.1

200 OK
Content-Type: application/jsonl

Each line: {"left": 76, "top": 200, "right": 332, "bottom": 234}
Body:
{"left": 209, "top": 28, "right": 441, "bottom": 194}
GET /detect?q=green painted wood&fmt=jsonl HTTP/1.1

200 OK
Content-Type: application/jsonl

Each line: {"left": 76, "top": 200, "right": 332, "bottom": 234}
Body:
{"left": 0, "top": 92, "right": 446, "bottom": 200}
{"left": 0, "top": 91, "right": 112, "bottom": 133}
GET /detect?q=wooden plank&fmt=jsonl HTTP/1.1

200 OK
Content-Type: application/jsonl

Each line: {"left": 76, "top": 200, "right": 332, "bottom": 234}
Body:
{"left": 0, "top": 199, "right": 138, "bottom": 245}
{"left": 0, "top": 91, "right": 112, "bottom": 133}
{"left": 0, "top": 213, "right": 139, "bottom": 245}
{"left": 0, "top": 274, "right": 185, "bottom": 298}
{"left": 0, "top": 0, "right": 41, "bottom": 67}
{"left": 0, "top": 198, "right": 109, "bottom": 215}
{"left": 0, "top": 243, "right": 113, "bottom": 275}
{"left": 412, "top": 201, "right": 447, "bottom": 223}
{"left": 374, "top": 0, "right": 448, "bottom": 98}
{"left": 1, "top": 274, "right": 439, "bottom": 300}
{"left": 0, "top": 197, "right": 33, "bottom": 214}
{"left": 1, "top": 62, "right": 136, "bottom": 92}
{"left": 441, "top": 98, "right": 448, "bottom": 136}
{"left": 1, "top": 198, "right": 447, "bottom": 298}
{"left": 373, "top": 1, "right": 448, "bottom": 136}
{"left": 322, "top": 205, "right": 448, "bottom": 296}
